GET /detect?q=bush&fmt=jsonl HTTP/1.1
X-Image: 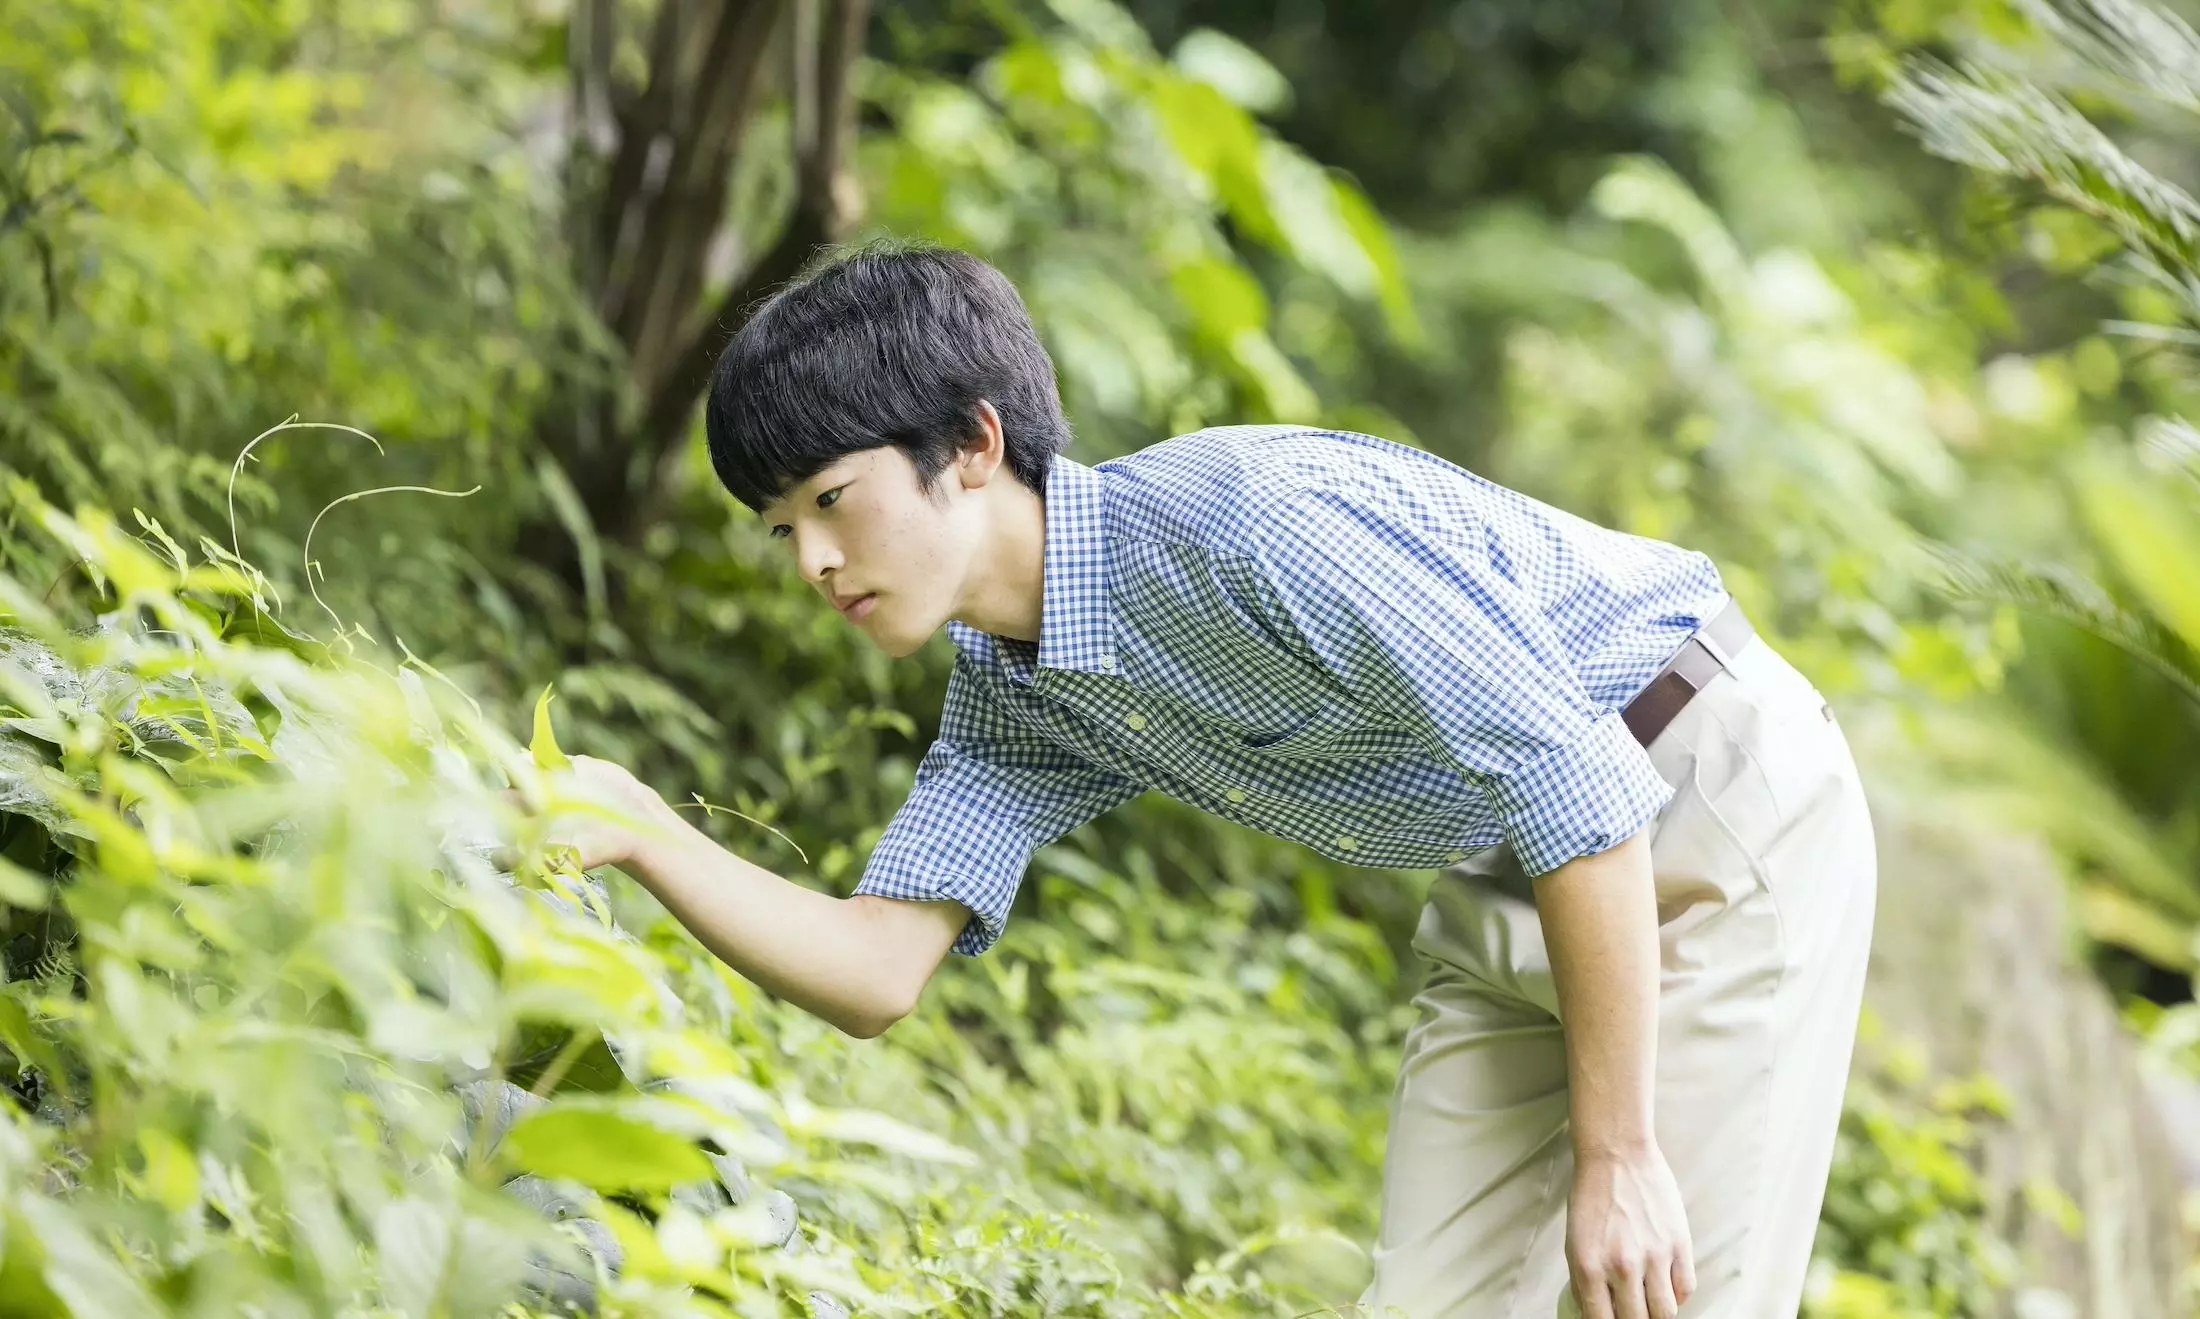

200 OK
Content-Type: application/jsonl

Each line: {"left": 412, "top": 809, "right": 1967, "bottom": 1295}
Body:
{"left": 0, "top": 478, "right": 1409, "bottom": 1316}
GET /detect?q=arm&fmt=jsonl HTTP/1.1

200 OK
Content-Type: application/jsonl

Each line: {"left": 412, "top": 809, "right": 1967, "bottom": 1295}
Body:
{"left": 531, "top": 660, "right": 1137, "bottom": 1037}
{"left": 1534, "top": 828, "right": 1695, "bottom": 1319}
{"left": 621, "top": 798, "right": 967, "bottom": 1039}
{"left": 514, "top": 756, "right": 963, "bottom": 1038}
{"left": 1534, "top": 827, "right": 1659, "bottom": 1160}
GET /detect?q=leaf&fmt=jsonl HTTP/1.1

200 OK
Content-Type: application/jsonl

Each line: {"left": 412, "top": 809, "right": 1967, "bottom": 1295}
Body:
{"left": 137, "top": 1130, "right": 201, "bottom": 1215}
{"left": 0, "top": 995, "right": 66, "bottom": 1097}
{"left": 0, "top": 855, "right": 49, "bottom": 911}
{"left": 1146, "top": 76, "right": 1280, "bottom": 247}
{"left": 789, "top": 1103, "right": 978, "bottom": 1166}
{"left": 1923, "top": 541, "right": 2200, "bottom": 704}
{"left": 530, "top": 685, "right": 570, "bottom": 773}
{"left": 1170, "top": 28, "right": 1291, "bottom": 115}
{"left": 1170, "top": 256, "right": 1268, "bottom": 342}
{"left": 2078, "top": 882, "right": 2196, "bottom": 969}
{"left": 375, "top": 1197, "right": 457, "bottom": 1319}
{"left": 2078, "top": 467, "right": 2200, "bottom": 656}
{"left": 30, "top": 1203, "right": 164, "bottom": 1319}
{"left": 130, "top": 508, "right": 189, "bottom": 575}
{"left": 502, "top": 1101, "right": 713, "bottom": 1192}
{"left": 534, "top": 453, "right": 605, "bottom": 621}
{"left": 1888, "top": 58, "right": 2200, "bottom": 273}
{"left": 1259, "top": 141, "right": 1380, "bottom": 297}
{"left": 1332, "top": 176, "right": 1421, "bottom": 345}
{"left": 377, "top": 1195, "right": 529, "bottom": 1319}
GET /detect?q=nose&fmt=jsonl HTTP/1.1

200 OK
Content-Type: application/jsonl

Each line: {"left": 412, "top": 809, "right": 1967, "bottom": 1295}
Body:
{"left": 792, "top": 523, "right": 843, "bottom": 587}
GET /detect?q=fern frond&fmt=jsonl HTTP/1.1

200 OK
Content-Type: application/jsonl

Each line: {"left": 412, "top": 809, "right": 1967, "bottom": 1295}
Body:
{"left": 1923, "top": 542, "right": 2200, "bottom": 704}
{"left": 2137, "top": 413, "right": 2200, "bottom": 483}
{"left": 2011, "top": 0, "right": 2200, "bottom": 111}
{"left": 1887, "top": 60, "right": 2200, "bottom": 272}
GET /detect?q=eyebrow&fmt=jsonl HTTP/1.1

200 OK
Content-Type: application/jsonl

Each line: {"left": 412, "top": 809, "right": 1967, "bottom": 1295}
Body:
{"left": 759, "top": 480, "right": 809, "bottom": 517}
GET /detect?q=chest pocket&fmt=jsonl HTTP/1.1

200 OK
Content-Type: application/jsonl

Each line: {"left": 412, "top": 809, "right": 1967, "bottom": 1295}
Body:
{"left": 1237, "top": 697, "right": 1365, "bottom": 760}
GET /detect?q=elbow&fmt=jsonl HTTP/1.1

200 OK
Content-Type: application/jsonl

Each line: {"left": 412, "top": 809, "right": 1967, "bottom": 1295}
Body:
{"left": 831, "top": 894, "right": 954, "bottom": 1039}
{"left": 835, "top": 980, "right": 921, "bottom": 1040}
{"left": 831, "top": 893, "right": 959, "bottom": 1038}
{"left": 838, "top": 1012, "right": 898, "bottom": 1041}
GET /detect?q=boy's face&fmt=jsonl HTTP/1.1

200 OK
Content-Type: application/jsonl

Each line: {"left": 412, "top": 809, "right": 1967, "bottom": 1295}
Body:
{"left": 760, "top": 446, "right": 979, "bottom": 659}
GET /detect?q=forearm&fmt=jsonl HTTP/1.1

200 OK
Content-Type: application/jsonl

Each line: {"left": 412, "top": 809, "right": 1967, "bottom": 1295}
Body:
{"left": 619, "top": 807, "right": 954, "bottom": 1038}
{"left": 1531, "top": 827, "right": 1660, "bottom": 1156}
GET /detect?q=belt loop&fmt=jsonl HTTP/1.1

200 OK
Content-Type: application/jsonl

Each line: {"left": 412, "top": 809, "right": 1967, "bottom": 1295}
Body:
{"left": 1693, "top": 596, "right": 1738, "bottom": 669}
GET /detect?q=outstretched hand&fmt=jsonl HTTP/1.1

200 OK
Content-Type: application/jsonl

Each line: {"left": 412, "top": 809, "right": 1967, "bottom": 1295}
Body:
{"left": 497, "top": 754, "right": 677, "bottom": 874}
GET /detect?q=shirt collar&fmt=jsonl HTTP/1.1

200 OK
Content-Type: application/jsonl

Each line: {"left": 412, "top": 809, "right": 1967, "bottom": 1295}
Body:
{"left": 946, "top": 453, "right": 1116, "bottom": 679}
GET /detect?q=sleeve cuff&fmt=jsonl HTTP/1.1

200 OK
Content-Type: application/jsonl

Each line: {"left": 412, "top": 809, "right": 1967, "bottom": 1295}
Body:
{"left": 1483, "top": 709, "right": 1673, "bottom": 876}
{"left": 853, "top": 739, "right": 1035, "bottom": 956}
{"left": 853, "top": 849, "right": 1017, "bottom": 957}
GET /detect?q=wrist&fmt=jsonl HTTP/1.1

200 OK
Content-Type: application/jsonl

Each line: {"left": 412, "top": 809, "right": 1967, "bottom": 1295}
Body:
{"left": 619, "top": 794, "right": 695, "bottom": 880}
{"left": 1573, "top": 1131, "right": 1659, "bottom": 1163}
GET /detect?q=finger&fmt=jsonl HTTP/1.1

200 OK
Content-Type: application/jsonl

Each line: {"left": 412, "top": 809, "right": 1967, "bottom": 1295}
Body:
{"left": 1672, "top": 1247, "right": 1697, "bottom": 1309}
{"left": 1610, "top": 1261, "right": 1650, "bottom": 1319}
{"left": 1645, "top": 1255, "right": 1680, "bottom": 1319}
{"left": 1573, "top": 1270, "right": 1615, "bottom": 1319}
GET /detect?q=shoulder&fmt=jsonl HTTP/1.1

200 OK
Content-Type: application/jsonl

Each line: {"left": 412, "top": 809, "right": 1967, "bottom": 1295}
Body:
{"left": 1096, "top": 425, "right": 1451, "bottom": 553}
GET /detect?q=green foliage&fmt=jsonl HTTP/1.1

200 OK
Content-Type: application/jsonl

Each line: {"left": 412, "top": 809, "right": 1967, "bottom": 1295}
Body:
{"left": 1806, "top": 1019, "right": 2024, "bottom": 1318}
{"left": 0, "top": 0, "right": 2175, "bottom": 1312}
{"left": 1413, "top": 156, "right": 1998, "bottom": 700}
{"left": 1851, "top": 0, "right": 2200, "bottom": 985}
{"left": 864, "top": 3, "right": 1415, "bottom": 449}
{"left": 0, "top": 488, "right": 1400, "bottom": 1315}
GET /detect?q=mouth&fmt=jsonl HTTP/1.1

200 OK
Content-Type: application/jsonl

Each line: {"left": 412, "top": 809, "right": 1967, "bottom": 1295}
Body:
{"left": 836, "top": 593, "right": 878, "bottom": 622}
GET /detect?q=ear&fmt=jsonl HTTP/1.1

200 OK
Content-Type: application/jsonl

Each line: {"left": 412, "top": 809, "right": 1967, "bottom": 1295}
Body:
{"left": 958, "top": 400, "right": 1007, "bottom": 489}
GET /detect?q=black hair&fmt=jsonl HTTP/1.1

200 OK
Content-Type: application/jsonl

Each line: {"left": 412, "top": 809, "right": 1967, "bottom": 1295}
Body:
{"left": 704, "top": 239, "right": 1072, "bottom": 513}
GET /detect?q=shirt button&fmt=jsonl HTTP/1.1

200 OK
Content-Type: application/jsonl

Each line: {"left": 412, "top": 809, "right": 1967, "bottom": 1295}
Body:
{"left": 1098, "top": 655, "right": 1115, "bottom": 672}
{"left": 1225, "top": 788, "right": 1248, "bottom": 803}
{"left": 1334, "top": 836, "right": 1359, "bottom": 852}
{"left": 1445, "top": 849, "right": 1468, "bottom": 864}
{"left": 1125, "top": 713, "right": 1148, "bottom": 731}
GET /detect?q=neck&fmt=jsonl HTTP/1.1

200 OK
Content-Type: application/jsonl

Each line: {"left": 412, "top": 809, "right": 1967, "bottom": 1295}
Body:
{"left": 951, "top": 479, "right": 1047, "bottom": 642}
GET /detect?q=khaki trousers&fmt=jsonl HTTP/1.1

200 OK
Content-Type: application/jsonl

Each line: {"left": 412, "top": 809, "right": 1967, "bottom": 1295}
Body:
{"left": 1362, "top": 633, "right": 1878, "bottom": 1318}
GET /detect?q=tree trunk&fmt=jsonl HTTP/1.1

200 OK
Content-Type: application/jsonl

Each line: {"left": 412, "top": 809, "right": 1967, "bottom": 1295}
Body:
{"left": 1864, "top": 803, "right": 2193, "bottom": 1317}
{"left": 523, "top": 0, "right": 873, "bottom": 612}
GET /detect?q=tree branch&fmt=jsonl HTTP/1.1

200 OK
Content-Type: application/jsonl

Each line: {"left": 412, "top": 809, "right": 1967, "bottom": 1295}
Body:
{"left": 563, "top": 0, "right": 618, "bottom": 290}
{"left": 609, "top": 2, "right": 784, "bottom": 358}
{"left": 628, "top": 0, "right": 871, "bottom": 468}
{"left": 594, "top": 0, "right": 747, "bottom": 338}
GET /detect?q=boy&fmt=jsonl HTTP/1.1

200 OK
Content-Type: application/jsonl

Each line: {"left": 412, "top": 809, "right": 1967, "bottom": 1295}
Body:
{"left": 539, "top": 242, "right": 1877, "bottom": 1319}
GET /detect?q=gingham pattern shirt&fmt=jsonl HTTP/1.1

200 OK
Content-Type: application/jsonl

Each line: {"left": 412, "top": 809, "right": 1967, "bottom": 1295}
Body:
{"left": 858, "top": 426, "right": 1729, "bottom": 955}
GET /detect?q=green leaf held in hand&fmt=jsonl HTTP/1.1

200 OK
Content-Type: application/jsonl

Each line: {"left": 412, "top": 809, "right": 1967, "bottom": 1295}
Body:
{"left": 530, "top": 684, "right": 570, "bottom": 773}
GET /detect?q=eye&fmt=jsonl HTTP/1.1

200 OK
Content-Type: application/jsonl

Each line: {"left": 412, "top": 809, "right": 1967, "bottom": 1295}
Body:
{"left": 766, "top": 484, "right": 843, "bottom": 540}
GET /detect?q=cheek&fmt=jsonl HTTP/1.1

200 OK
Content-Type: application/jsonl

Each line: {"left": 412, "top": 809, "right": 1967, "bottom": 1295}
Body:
{"left": 882, "top": 508, "right": 953, "bottom": 576}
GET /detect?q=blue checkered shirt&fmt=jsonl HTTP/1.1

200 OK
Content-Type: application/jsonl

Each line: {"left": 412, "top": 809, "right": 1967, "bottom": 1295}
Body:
{"left": 857, "top": 426, "right": 1729, "bottom": 954}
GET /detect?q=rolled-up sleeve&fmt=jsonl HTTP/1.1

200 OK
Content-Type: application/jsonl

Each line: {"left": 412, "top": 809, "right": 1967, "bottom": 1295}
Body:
{"left": 1247, "top": 487, "right": 1672, "bottom": 875}
{"left": 855, "top": 657, "right": 1141, "bottom": 955}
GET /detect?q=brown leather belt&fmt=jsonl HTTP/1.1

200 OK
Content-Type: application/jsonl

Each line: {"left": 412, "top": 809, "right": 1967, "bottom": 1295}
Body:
{"left": 1621, "top": 598, "right": 1755, "bottom": 748}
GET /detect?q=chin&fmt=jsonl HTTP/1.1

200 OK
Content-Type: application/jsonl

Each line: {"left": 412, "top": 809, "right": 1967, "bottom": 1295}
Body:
{"left": 876, "top": 628, "right": 930, "bottom": 659}
{"left": 868, "top": 607, "right": 939, "bottom": 659}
